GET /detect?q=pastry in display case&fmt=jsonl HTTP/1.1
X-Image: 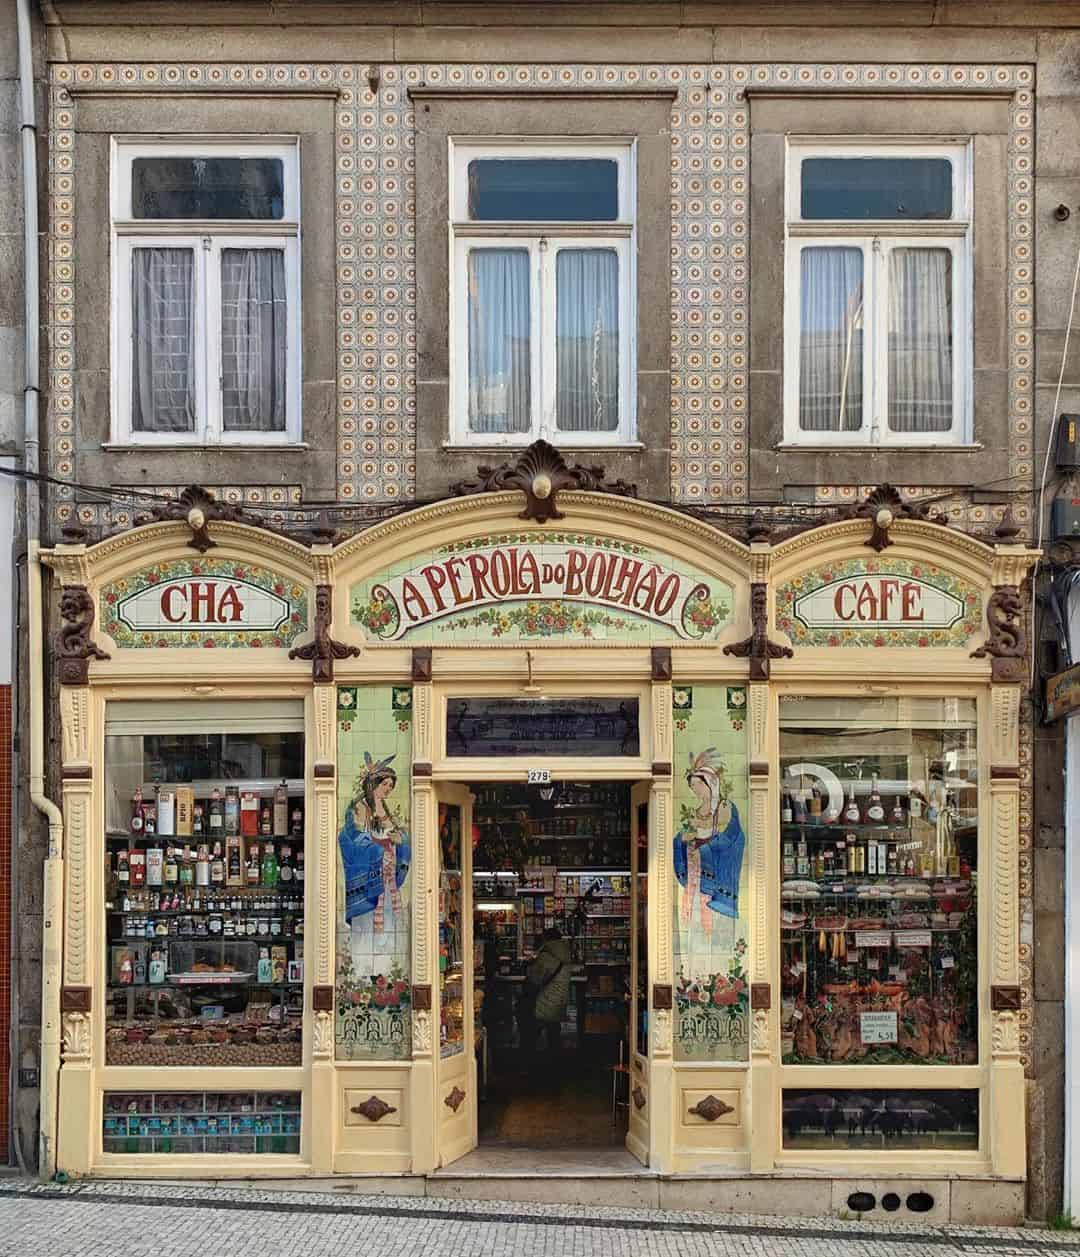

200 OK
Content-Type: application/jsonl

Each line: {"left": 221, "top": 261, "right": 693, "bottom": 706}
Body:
{"left": 778, "top": 696, "right": 979, "bottom": 1066}
{"left": 104, "top": 713, "right": 306, "bottom": 1067}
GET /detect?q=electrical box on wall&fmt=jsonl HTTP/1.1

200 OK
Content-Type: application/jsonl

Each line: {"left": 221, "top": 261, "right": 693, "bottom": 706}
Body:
{"left": 1056, "top": 414, "right": 1080, "bottom": 471}
{"left": 1052, "top": 495, "right": 1080, "bottom": 541}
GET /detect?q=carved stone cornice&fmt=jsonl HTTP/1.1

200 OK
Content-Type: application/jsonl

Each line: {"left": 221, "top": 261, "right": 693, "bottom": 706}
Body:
{"left": 288, "top": 584, "right": 360, "bottom": 682}
{"left": 449, "top": 439, "right": 638, "bottom": 524}
{"left": 129, "top": 484, "right": 282, "bottom": 553}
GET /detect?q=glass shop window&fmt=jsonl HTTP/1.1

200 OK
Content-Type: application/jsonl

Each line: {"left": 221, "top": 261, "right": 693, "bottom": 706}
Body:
{"left": 111, "top": 140, "right": 300, "bottom": 445}
{"left": 778, "top": 695, "right": 978, "bottom": 1067}
{"left": 103, "top": 1091, "right": 301, "bottom": 1155}
{"left": 103, "top": 700, "right": 306, "bottom": 1068}
{"left": 782, "top": 1088, "right": 978, "bottom": 1152}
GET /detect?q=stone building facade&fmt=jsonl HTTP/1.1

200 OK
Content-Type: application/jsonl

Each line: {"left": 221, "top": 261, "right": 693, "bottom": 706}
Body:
{"left": 13, "top": 0, "right": 1080, "bottom": 1220}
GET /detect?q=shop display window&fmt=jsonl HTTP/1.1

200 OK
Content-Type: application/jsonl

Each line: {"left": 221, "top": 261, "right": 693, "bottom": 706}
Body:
{"left": 779, "top": 696, "right": 979, "bottom": 1066}
{"left": 446, "top": 697, "right": 640, "bottom": 757}
{"left": 104, "top": 701, "right": 306, "bottom": 1067}
{"left": 335, "top": 685, "right": 413, "bottom": 1060}
{"left": 672, "top": 685, "right": 750, "bottom": 1062}
{"left": 103, "top": 1091, "right": 301, "bottom": 1155}
{"left": 782, "top": 1088, "right": 978, "bottom": 1151}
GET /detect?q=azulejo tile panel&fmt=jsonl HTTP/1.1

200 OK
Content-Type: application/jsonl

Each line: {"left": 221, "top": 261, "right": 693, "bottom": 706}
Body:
{"left": 48, "top": 59, "right": 1032, "bottom": 527}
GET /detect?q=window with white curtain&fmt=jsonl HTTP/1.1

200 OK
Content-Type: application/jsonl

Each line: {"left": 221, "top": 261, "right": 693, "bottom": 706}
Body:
{"left": 111, "top": 140, "right": 301, "bottom": 445}
{"left": 450, "top": 142, "right": 635, "bottom": 445}
{"left": 784, "top": 141, "right": 971, "bottom": 446}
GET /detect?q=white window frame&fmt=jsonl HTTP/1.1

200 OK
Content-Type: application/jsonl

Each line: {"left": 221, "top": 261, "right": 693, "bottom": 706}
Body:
{"left": 783, "top": 138, "right": 973, "bottom": 448}
{"left": 448, "top": 139, "right": 637, "bottom": 448}
{"left": 110, "top": 137, "right": 302, "bottom": 447}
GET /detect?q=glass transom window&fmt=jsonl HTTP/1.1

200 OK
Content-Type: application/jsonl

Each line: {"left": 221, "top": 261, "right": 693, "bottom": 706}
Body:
{"left": 451, "top": 142, "right": 636, "bottom": 447}
{"left": 784, "top": 142, "right": 971, "bottom": 447}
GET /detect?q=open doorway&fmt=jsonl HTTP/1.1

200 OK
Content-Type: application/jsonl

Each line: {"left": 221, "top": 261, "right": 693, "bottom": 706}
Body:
{"left": 447, "top": 780, "right": 645, "bottom": 1154}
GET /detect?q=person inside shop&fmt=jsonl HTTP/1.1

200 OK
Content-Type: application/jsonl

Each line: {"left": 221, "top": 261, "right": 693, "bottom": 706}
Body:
{"left": 517, "top": 926, "right": 571, "bottom": 1076}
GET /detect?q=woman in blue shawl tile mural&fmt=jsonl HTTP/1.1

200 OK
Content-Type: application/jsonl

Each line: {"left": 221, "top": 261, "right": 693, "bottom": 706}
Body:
{"left": 674, "top": 748, "right": 746, "bottom": 932}
{"left": 339, "top": 753, "right": 412, "bottom": 962}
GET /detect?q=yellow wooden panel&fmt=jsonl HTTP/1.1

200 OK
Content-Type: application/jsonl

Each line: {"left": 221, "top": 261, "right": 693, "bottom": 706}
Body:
{"left": 682, "top": 1088, "right": 741, "bottom": 1127}
{"left": 343, "top": 1088, "right": 404, "bottom": 1128}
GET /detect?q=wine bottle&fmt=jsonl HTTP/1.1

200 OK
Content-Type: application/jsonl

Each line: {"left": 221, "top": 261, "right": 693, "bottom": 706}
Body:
{"left": 808, "top": 785, "right": 823, "bottom": 826}
{"left": 261, "top": 841, "right": 279, "bottom": 889}
{"left": 278, "top": 844, "right": 293, "bottom": 884}
{"left": 195, "top": 844, "right": 210, "bottom": 888}
{"left": 781, "top": 793, "right": 793, "bottom": 824}
{"left": 863, "top": 777, "right": 885, "bottom": 824}
{"left": 240, "top": 790, "right": 259, "bottom": 838}
{"left": 208, "top": 787, "right": 225, "bottom": 835}
{"left": 842, "top": 784, "right": 860, "bottom": 824}
{"left": 163, "top": 844, "right": 178, "bottom": 887}
{"left": 211, "top": 842, "right": 225, "bottom": 885}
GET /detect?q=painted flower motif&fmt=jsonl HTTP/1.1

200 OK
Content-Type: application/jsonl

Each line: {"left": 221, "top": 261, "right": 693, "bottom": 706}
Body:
{"left": 673, "top": 689, "right": 692, "bottom": 709}
{"left": 339, "top": 690, "right": 356, "bottom": 708}
{"left": 728, "top": 689, "right": 746, "bottom": 708}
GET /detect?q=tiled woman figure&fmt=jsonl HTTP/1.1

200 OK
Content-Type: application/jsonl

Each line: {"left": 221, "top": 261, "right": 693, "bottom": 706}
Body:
{"left": 339, "top": 752, "right": 411, "bottom": 965}
{"left": 674, "top": 747, "right": 746, "bottom": 928}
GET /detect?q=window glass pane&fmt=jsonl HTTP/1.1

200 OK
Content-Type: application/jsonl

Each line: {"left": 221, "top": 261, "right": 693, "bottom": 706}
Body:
{"left": 468, "top": 249, "right": 531, "bottom": 434}
{"left": 131, "top": 247, "right": 196, "bottom": 434}
{"left": 439, "top": 804, "right": 466, "bottom": 1058}
{"left": 799, "top": 247, "right": 863, "bottom": 433}
{"left": 132, "top": 157, "right": 284, "bottom": 220}
{"left": 446, "top": 698, "right": 640, "bottom": 757}
{"left": 104, "top": 1091, "right": 302, "bottom": 1155}
{"left": 801, "top": 158, "right": 952, "bottom": 220}
{"left": 779, "top": 695, "right": 979, "bottom": 1067}
{"left": 888, "top": 248, "right": 953, "bottom": 434}
{"left": 221, "top": 248, "right": 288, "bottom": 433}
{"left": 468, "top": 159, "right": 618, "bottom": 221}
{"left": 783, "top": 1089, "right": 978, "bottom": 1151}
{"left": 104, "top": 712, "right": 306, "bottom": 1068}
{"left": 556, "top": 249, "right": 620, "bottom": 433}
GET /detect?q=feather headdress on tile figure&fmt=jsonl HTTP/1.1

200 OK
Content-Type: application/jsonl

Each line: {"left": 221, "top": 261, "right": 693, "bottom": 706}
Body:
{"left": 339, "top": 752, "right": 410, "bottom": 925}
{"left": 675, "top": 747, "right": 745, "bottom": 922}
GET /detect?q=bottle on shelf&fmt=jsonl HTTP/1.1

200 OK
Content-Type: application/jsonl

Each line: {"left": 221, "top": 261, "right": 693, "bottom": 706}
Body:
{"left": 226, "top": 834, "right": 244, "bottom": 887}
{"left": 129, "top": 847, "right": 146, "bottom": 887}
{"left": 208, "top": 787, "right": 225, "bottom": 836}
{"left": 782, "top": 840, "right": 795, "bottom": 878}
{"left": 278, "top": 844, "right": 293, "bottom": 884}
{"left": 195, "top": 843, "right": 210, "bottom": 888}
{"left": 842, "top": 783, "right": 861, "bottom": 824}
{"left": 890, "top": 795, "right": 906, "bottom": 825}
{"left": 295, "top": 848, "right": 305, "bottom": 886}
{"left": 146, "top": 837, "right": 163, "bottom": 887}
{"left": 148, "top": 947, "right": 166, "bottom": 985}
{"left": 210, "top": 842, "right": 225, "bottom": 886}
{"left": 290, "top": 806, "right": 303, "bottom": 839}
{"left": 157, "top": 787, "right": 176, "bottom": 837}
{"left": 274, "top": 781, "right": 289, "bottom": 837}
{"left": 887, "top": 845, "right": 898, "bottom": 875}
{"left": 781, "top": 792, "right": 793, "bottom": 824}
{"left": 792, "top": 790, "right": 808, "bottom": 825}
{"left": 178, "top": 844, "right": 194, "bottom": 888}
{"left": 795, "top": 838, "right": 809, "bottom": 877}
{"left": 246, "top": 843, "right": 261, "bottom": 887}
{"left": 163, "top": 844, "right": 178, "bottom": 888}
{"left": 808, "top": 784, "right": 823, "bottom": 826}
{"left": 130, "top": 787, "right": 145, "bottom": 836}
{"left": 240, "top": 790, "right": 259, "bottom": 837}
{"left": 192, "top": 803, "right": 205, "bottom": 839}
{"left": 117, "top": 848, "right": 130, "bottom": 888}
{"left": 863, "top": 777, "right": 885, "bottom": 824}
{"left": 260, "top": 805, "right": 272, "bottom": 837}
{"left": 224, "top": 785, "right": 240, "bottom": 835}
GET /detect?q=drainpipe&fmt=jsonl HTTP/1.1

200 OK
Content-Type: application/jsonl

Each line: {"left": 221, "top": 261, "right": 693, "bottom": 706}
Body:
{"left": 17, "top": 0, "right": 64, "bottom": 1181}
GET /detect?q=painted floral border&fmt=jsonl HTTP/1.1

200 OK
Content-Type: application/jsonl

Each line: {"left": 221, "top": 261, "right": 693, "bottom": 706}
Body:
{"left": 775, "top": 558, "right": 982, "bottom": 649}
{"left": 101, "top": 558, "right": 309, "bottom": 649}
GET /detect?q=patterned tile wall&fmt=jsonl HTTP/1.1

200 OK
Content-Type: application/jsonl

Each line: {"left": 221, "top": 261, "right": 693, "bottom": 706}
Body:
{"left": 47, "top": 59, "right": 1033, "bottom": 532}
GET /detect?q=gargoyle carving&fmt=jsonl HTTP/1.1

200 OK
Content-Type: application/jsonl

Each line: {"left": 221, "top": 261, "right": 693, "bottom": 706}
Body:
{"left": 450, "top": 439, "right": 637, "bottom": 524}
{"left": 971, "top": 585, "right": 1027, "bottom": 682}
{"left": 288, "top": 585, "right": 360, "bottom": 682}
{"left": 56, "top": 586, "right": 110, "bottom": 685}
{"left": 723, "top": 582, "right": 794, "bottom": 680}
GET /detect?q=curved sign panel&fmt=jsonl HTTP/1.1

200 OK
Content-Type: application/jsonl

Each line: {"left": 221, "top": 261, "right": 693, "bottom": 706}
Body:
{"left": 776, "top": 558, "right": 981, "bottom": 649}
{"left": 101, "top": 558, "right": 309, "bottom": 649}
{"left": 351, "top": 531, "right": 733, "bottom": 644}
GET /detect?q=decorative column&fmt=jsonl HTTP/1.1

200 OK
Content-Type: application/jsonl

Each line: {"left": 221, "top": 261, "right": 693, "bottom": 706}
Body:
{"left": 747, "top": 680, "right": 774, "bottom": 1172}
{"left": 46, "top": 547, "right": 103, "bottom": 1175}
{"left": 409, "top": 657, "right": 439, "bottom": 1172}
{"left": 975, "top": 545, "right": 1038, "bottom": 1180}
{"left": 309, "top": 681, "right": 338, "bottom": 1174}
{"left": 649, "top": 674, "right": 675, "bottom": 1173}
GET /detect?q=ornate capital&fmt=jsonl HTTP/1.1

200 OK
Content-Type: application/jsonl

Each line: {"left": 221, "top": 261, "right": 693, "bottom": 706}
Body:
{"left": 55, "top": 586, "right": 110, "bottom": 685}
{"left": 61, "top": 1012, "right": 91, "bottom": 1062}
{"left": 288, "top": 585, "right": 360, "bottom": 683}
{"left": 312, "top": 1009, "right": 333, "bottom": 1059}
{"left": 723, "top": 582, "right": 793, "bottom": 679}
{"left": 449, "top": 439, "right": 637, "bottom": 524}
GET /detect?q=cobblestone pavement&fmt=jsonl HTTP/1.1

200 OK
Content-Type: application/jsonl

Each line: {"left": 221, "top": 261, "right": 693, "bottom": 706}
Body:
{"left": 1, "top": 1180, "right": 1079, "bottom": 1257}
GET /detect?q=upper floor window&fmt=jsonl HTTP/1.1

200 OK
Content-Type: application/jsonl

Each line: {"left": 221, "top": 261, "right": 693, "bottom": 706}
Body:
{"left": 450, "top": 141, "right": 636, "bottom": 446}
{"left": 784, "top": 141, "right": 971, "bottom": 447}
{"left": 110, "top": 139, "right": 301, "bottom": 445}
